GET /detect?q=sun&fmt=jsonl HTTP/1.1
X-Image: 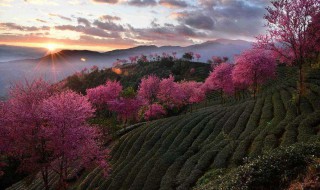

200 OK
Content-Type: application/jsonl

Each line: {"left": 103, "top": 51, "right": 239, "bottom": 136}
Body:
{"left": 46, "top": 43, "right": 57, "bottom": 52}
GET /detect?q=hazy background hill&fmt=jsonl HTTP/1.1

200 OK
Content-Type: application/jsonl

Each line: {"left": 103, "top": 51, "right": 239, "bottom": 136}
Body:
{"left": 0, "top": 39, "right": 251, "bottom": 97}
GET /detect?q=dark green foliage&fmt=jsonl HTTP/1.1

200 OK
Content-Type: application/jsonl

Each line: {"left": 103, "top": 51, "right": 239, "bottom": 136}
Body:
{"left": 64, "top": 61, "right": 211, "bottom": 94}
{"left": 195, "top": 143, "right": 320, "bottom": 190}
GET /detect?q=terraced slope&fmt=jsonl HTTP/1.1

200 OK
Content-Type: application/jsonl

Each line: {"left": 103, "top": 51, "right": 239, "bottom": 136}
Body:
{"left": 7, "top": 67, "right": 320, "bottom": 190}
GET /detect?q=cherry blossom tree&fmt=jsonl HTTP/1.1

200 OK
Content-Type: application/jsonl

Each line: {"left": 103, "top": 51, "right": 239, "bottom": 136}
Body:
{"left": 86, "top": 80, "right": 122, "bottom": 110}
{"left": 233, "top": 48, "right": 276, "bottom": 99}
{"left": 179, "top": 81, "right": 206, "bottom": 111}
{"left": 129, "top": 56, "right": 138, "bottom": 64}
{"left": 90, "top": 65, "right": 99, "bottom": 71}
{"left": 1, "top": 80, "right": 110, "bottom": 190}
{"left": 144, "top": 103, "right": 166, "bottom": 121}
{"left": 41, "top": 91, "right": 109, "bottom": 189}
{"left": 172, "top": 52, "right": 177, "bottom": 59}
{"left": 211, "top": 56, "right": 227, "bottom": 70}
{"left": 0, "top": 101, "right": 9, "bottom": 177}
{"left": 1, "top": 79, "right": 56, "bottom": 190}
{"left": 195, "top": 53, "right": 201, "bottom": 61}
{"left": 204, "top": 63, "right": 234, "bottom": 100}
{"left": 306, "top": 12, "right": 320, "bottom": 61}
{"left": 256, "top": 0, "right": 320, "bottom": 110}
{"left": 108, "top": 97, "right": 142, "bottom": 124}
{"left": 138, "top": 54, "right": 148, "bottom": 63}
{"left": 157, "top": 75, "right": 184, "bottom": 109}
{"left": 190, "top": 68, "right": 195, "bottom": 74}
{"left": 137, "top": 75, "right": 160, "bottom": 104}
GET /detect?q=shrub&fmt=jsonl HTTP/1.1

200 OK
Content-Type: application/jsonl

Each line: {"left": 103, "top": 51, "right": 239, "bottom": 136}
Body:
{"left": 195, "top": 143, "right": 320, "bottom": 190}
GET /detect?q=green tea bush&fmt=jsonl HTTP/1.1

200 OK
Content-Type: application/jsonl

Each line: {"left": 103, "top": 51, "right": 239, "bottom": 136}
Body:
{"left": 196, "top": 143, "right": 320, "bottom": 190}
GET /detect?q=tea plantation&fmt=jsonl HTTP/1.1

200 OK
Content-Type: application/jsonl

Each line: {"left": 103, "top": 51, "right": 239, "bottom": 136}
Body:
{"left": 6, "top": 66, "right": 320, "bottom": 189}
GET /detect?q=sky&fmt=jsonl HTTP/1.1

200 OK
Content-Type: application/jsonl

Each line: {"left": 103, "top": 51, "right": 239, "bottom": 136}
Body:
{"left": 0, "top": 0, "right": 270, "bottom": 51}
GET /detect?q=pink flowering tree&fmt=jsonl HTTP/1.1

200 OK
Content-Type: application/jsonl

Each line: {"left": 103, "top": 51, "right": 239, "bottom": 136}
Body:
{"left": 1, "top": 79, "right": 55, "bottom": 190}
{"left": 0, "top": 101, "right": 9, "bottom": 177}
{"left": 195, "top": 53, "right": 201, "bottom": 61}
{"left": 90, "top": 65, "right": 99, "bottom": 71}
{"left": 233, "top": 48, "right": 276, "bottom": 99}
{"left": 172, "top": 52, "right": 177, "bottom": 59}
{"left": 137, "top": 75, "right": 160, "bottom": 104}
{"left": 108, "top": 97, "right": 142, "bottom": 124}
{"left": 144, "top": 103, "right": 166, "bottom": 121}
{"left": 41, "top": 91, "right": 109, "bottom": 189}
{"left": 157, "top": 75, "right": 184, "bottom": 109}
{"left": 306, "top": 12, "right": 320, "bottom": 61}
{"left": 138, "top": 54, "right": 148, "bottom": 63}
{"left": 204, "top": 63, "right": 234, "bottom": 101}
{"left": 86, "top": 80, "right": 122, "bottom": 111}
{"left": 1, "top": 80, "right": 110, "bottom": 190}
{"left": 190, "top": 68, "right": 195, "bottom": 74}
{"left": 256, "top": 0, "right": 320, "bottom": 110}
{"left": 179, "top": 81, "right": 206, "bottom": 112}
{"left": 129, "top": 56, "right": 138, "bottom": 64}
{"left": 211, "top": 56, "right": 228, "bottom": 70}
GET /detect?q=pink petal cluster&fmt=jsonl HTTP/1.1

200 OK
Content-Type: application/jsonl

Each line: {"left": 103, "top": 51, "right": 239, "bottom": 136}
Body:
{"left": 144, "top": 103, "right": 166, "bottom": 121}
{"left": 108, "top": 97, "right": 143, "bottom": 123}
{"left": 179, "top": 81, "right": 206, "bottom": 104}
{"left": 137, "top": 75, "right": 160, "bottom": 104}
{"left": 157, "top": 75, "right": 184, "bottom": 108}
{"left": 204, "top": 63, "right": 234, "bottom": 95}
{"left": 86, "top": 80, "right": 123, "bottom": 106}
{"left": 233, "top": 49, "right": 276, "bottom": 89}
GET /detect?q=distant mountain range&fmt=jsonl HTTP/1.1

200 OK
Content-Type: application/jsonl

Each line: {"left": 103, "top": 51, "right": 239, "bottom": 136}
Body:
{"left": 0, "top": 39, "right": 252, "bottom": 97}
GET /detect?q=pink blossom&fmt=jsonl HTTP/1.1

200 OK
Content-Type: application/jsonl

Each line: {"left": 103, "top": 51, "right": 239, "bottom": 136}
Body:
{"left": 179, "top": 81, "right": 206, "bottom": 104}
{"left": 137, "top": 75, "right": 160, "bottom": 104}
{"left": 108, "top": 97, "right": 143, "bottom": 123}
{"left": 86, "top": 80, "right": 122, "bottom": 107}
{"left": 157, "top": 75, "right": 184, "bottom": 108}
{"left": 204, "top": 63, "right": 234, "bottom": 95}
{"left": 144, "top": 103, "right": 166, "bottom": 121}
{"left": 233, "top": 48, "right": 276, "bottom": 97}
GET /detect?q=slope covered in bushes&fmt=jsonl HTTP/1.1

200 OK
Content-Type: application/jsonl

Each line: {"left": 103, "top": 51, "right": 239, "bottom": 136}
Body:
{"left": 7, "top": 66, "right": 320, "bottom": 190}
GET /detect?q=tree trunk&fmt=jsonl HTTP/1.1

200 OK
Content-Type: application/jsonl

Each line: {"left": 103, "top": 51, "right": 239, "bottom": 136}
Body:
{"left": 41, "top": 167, "right": 49, "bottom": 190}
{"left": 253, "top": 73, "right": 257, "bottom": 100}
{"left": 296, "top": 63, "right": 304, "bottom": 114}
{"left": 220, "top": 89, "right": 224, "bottom": 103}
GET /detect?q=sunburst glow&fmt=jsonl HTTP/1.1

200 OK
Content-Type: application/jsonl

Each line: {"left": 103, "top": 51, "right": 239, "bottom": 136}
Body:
{"left": 46, "top": 43, "right": 58, "bottom": 52}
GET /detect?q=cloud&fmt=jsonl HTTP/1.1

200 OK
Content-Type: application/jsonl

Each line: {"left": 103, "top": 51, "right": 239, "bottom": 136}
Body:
{"left": 159, "top": 0, "right": 188, "bottom": 8}
{"left": 0, "top": 23, "right": 50, "bottom": 31}
{"left": 55, "top": 25, "right": 120, "bottom": 38}
{"left": 100, "top": 15, "right": 121, "bottom": 21}
{"left": 93, "top": 20, "right": 124, "bottom": 32}
{"left": 0, "top": 0, "right": 13, "bottom": 7}
{"left": 128, "top": 0, "right": 157, "bottom": 7}
{"left": 92, "top": 0, "right": 119, "bottom": 4}
{"left": 35, "top": 19, "right": 47, "bottom": 23}
{"left": 170, "top": 0, "right": 270, "bottom": 37}
{"left": 179, "top": 13, "right": 214, "bottom": 30}
{"left": 49, "top": 13, "right": 72, "bottom": 21}
{"left": 131, "top": 23, "right": 208, "bottom": 46}
{"left": 77, "top": 17, "right": 91, "bottom": 27}
{"left": 24, "top": 0, "right": 58, "bottom": 5}
{"left": 0, "top": 34, "right": 137, "bottom": 49}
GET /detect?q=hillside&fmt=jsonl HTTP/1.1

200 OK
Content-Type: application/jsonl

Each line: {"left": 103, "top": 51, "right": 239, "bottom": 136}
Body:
{"left": 64, "top": 60, "right": 211, "bottom": 95}
{"left": 0, "top": 39, "right": 250, "bottom": 97}
{"left": 6, "top": 65, "right": 320, "bottom": 190}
